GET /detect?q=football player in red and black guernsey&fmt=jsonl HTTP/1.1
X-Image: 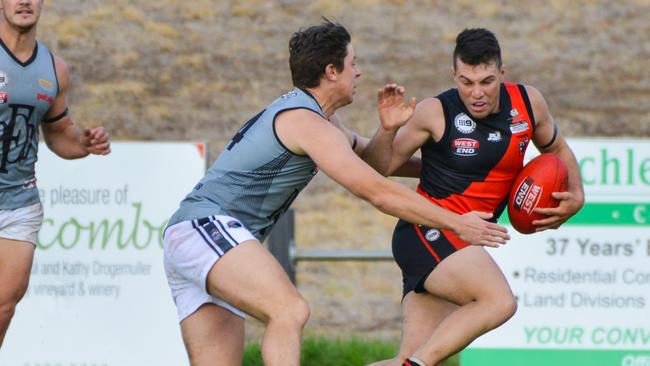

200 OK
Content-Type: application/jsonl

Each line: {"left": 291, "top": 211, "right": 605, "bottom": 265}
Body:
{"left": 365, "top": 28, "right": 584, "bottom": 366}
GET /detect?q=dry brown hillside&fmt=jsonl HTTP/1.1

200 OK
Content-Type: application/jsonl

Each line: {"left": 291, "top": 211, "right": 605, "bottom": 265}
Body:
{"left": 40, "top": 0, "right": 650, "bottom": 340}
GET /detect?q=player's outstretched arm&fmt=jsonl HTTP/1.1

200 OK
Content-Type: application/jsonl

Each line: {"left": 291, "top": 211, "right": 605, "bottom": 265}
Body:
{"left": 40, "top": 56, "right": 111, "bottom": 159}
{"left": 527, "top": 86, "right": 584, "bottom": 231}
{"left": 330, "top": 111, "right": 422, "bottom": 178}
{"left": 361, "top": 83, "right": 416, "bottom": 175}
{"left": 363, "top": 97, "right": 440, "bottom": 178}
{"left": 277, "top": 109, "right": 510, "bottom": 247}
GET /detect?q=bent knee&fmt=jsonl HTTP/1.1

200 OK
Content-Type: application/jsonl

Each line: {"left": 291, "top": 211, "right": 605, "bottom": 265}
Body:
{"left": 486, "top": 294, "right": 517, "bottom": 327}
{"left": 500, "top": 294, "right": 518, "bottom": 319}
{"left": 286, "top": 296, "right": 311, "bottom": 327}
{"left": 0, "top": 286, "right": 28, "bottom": 310}
{"left": 0, "top": 298, "right": 19, "bottom": 319}
{"left": 269, "top": 296, "right": 310, "bottom": 328}
{"left": 0, "top": 282, "right": 29, "bottom": 318}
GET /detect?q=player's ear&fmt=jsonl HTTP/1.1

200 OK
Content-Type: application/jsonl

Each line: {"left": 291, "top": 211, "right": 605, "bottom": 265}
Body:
{"left": 324, "top": 64, "right": 339, "bottom": 82}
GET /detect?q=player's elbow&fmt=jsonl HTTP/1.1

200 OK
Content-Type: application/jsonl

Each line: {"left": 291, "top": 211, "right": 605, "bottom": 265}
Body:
{"left": 370, "top": 195, "right": 393, "bottom": 215}
{"left": 354, "top": 180, "right": 393, "bottom": 213}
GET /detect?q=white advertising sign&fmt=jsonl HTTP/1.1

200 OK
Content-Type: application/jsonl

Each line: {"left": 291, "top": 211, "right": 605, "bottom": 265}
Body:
{"left": 0, "top": 142, "right": 206, "bottom": 366}
{"left": 464, "top": 139, "right": 650, "bottom": 366}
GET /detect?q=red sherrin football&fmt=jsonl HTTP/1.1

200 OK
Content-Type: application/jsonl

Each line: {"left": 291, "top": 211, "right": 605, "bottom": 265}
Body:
{"left": 508, "top": 153, "right": 568, "bottom": 234}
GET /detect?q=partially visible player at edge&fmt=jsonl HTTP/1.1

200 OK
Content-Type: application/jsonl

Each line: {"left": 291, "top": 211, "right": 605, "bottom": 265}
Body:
{"left": 365, "top": 28, "right": 584, "bottom": 366}
{"left": 0, "top": 0, "right": 111, "bottom": 348}
{"left": 163, "top": 20, "right": 510, "bottom": 366}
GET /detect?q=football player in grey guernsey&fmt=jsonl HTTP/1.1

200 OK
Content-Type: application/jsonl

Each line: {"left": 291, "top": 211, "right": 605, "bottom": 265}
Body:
{"left": 163, "top": 20, "right": 510, "bottom": 366}
{"left": 0, "top": 0, "right": 110, "bottom": 349}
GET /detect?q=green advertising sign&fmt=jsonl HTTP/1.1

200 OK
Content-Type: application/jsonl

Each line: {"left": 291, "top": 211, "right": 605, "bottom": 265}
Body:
{"left": 464, "top": 139, "right": 650, "bottom": 366}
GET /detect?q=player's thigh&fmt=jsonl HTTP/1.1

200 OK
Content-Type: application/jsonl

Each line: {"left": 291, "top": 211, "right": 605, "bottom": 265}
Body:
{"left": 423, "top": 245, "right": 513, "bottom": 305}
{"left": 207, "top": 240, "right": 305, "bottom": 322}
{"left": 0, "top": 239, "right": 35, "bottom": 301}
{"left": 398, "top": 292, "right": 458, "bottom": 357}
{"left": 180, "top": 303, "right": 245, "bottom": 365}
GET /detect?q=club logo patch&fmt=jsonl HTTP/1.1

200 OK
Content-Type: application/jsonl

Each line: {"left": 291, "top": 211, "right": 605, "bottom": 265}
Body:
{"left": 0, "top": 92, "right": 7, "bottom": 104}
{"left": 452, "top": 138, "right": 480, "bottom": 156}
{"left": 209, "top": 227, "right": 223, "bottom": 242}
{"left": 425, "top": 229, "right": 440, "bottom": 242}
{"left": 0, "top": 71, "right": 7, "bottom": 89}
{"left": 487, "top": 131, "right": 502, "bottom": 142}
{"left": 519, "top": 138, "right": 530, "bottom": 156}
{"left": 454, "top": 113, "right": 476, "bottom": 134}
{"left": 510, "top": 108, "right": 528, "bottom": 124}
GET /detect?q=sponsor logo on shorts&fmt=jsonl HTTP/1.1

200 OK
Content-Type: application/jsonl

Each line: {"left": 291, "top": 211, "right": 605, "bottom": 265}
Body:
{"left": 425, "top": 229, "right": 440, "bottom": 242}
{"left": 209, "top": 227, "right": 223, "bottom": 242}
{"left": 513, "top": 177, "right": 542, "bottom": 214}
{"left": 227, "top": 220, "right": 242, "bottom": 229}
{"left": 510, "top": 121, "right": 529, "bottom": 134}
{"left": 38, "top": 79, "right": 54, "bottom": 91}
{"left": 454, "top": 113, "right": 476, "bottom": 134}
{"left": 0, "top": 71, "right": 7, "bottom": 89}
{"left": 452, "top": 138, "right": 480, "bottom": 156}
{"left": 0, "top": 92, "right": 7, "bottom": 104}
{"left": 487, "top": 131, "right": 502, "bottom": 142}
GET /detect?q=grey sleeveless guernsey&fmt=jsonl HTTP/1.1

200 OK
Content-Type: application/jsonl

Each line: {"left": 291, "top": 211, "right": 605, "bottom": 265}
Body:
{"left": 0, "top": 40, "right": 59, "bottom": 209}
{"left": 169, "top": 88, "right": 324, "bottom": 240}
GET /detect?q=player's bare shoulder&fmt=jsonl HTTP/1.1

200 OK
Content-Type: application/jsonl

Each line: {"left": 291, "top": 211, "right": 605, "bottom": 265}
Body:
{"left": 416, "top": 96, "right": 442, "bottom": 111}
{"left": 275, "top": 108, "right": 332, "bottom": 155}
{"left": 327, "top": 113, "right": 345, "bottom": 129}
{"left": 51, "top": 55, "right": 70, "bottom": 91}
{"left": 413, "top": 97, "right": 445, "bottom": 141}
{"left": 523, "top": 85, "right": 550, "bottom": 118}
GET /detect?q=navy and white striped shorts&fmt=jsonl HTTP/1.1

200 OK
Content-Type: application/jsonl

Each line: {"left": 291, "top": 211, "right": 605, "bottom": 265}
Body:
{"left": 163, "top": 215, "right": 256, "bottom": 321}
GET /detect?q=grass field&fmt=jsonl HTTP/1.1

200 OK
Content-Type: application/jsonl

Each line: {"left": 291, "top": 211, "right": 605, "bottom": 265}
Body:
{"left": 243, "top": 336, "right": 460, "bottom": 366}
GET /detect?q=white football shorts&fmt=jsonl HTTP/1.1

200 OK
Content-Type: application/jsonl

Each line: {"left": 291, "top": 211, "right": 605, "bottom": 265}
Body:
{"left": 163, "top": 215, "right": 257, "bottom": 322}
{"left": 0, "top": 202, "right": 44, "bottom": 245}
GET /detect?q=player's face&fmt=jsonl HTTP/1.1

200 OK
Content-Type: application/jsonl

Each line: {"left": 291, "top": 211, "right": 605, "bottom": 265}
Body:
{"left": 337, "top": 43, "right": 363, "bottom": 105}
{"left": 453, "top": 59, "right": 503, "bottom": 119}
{"left": 0, "top": 0, "right": 43, "bottom": 32}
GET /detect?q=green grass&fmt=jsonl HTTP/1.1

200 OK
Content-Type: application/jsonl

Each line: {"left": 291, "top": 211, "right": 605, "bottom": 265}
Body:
{"left": 243, "top": 336, "right": 460, "bottom": 366}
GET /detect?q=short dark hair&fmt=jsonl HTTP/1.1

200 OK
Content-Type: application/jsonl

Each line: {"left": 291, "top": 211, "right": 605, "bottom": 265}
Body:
{"left": 453, "top": 28, "right": 502, "bottom": 69}
{"left": 289, "top": 19, "right": 351, "bottom": 88}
